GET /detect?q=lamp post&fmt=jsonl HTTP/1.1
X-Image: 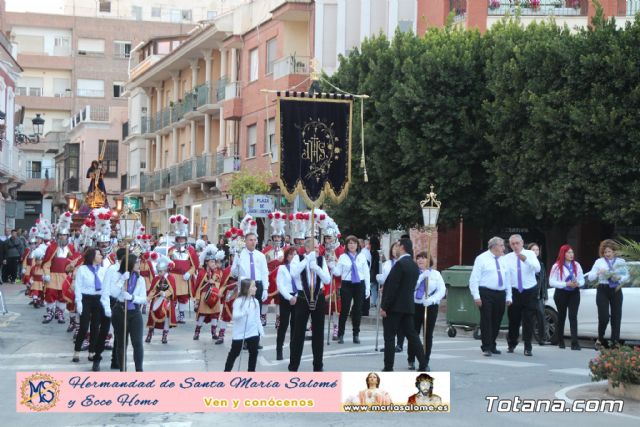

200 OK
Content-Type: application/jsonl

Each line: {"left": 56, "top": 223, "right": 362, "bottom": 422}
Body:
{"left": 32, "top": 114, "right": 45, "bottom": 142}
{"left": 117, "top": 205, "right": 141, "bottom": 372}
{"left": 420, "top": 185, "right": 441, "bottom": 354}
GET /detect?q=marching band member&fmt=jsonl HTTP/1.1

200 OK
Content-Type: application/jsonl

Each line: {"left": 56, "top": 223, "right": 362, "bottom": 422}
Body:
{"left": 27, "top": 246, "right": 47, "bottom": 308}
{"left": 42, "top": 212, "right": 81, "bottom": 325}
{"left": 145, "top": 255, "right": 177, "bottom": 344}
{"left": 333, "top": 235, "right": 371, "bottom": 344}
{"left": 275, "top": 247, "right": 299, "bottom": 361}
{"left": 549, "top": 244, "right": 584, "bottom": 350}
{"left": 407, "top": 252, "right": 445, "bottom": 371}
{"left": 263, "top": 210, "right": 288, "bottom": 328}
{"left": 168, "top": 215, "right": 199, "bottom": 324}
{"left": 216, "top": 227, "right": 244, "bottom": 345}
{"left": 288, "top": 237, "right": 331, "bottom": 372}
{"left": 587, "top": 239, "right": 629, "bottom": 349}
{"left": 192, "top": 244, "right": 225, "bottom": 341}
{"left": 22, "top": 227, "right": 39, "bottom": 301}
{"left": 72, "top": 248, "right": 111, "bottom": 371}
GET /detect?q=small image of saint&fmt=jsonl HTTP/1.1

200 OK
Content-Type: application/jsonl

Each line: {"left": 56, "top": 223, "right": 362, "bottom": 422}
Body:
{"left": 407, "top": 373, "right": 442, "bottom": 405}
{"left": 344, "top": 372, "right": 392, "bottom": 405}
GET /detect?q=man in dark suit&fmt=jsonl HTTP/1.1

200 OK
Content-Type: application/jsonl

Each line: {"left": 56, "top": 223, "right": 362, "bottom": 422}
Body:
{"left": 380, "top": 238, "right": 426, "bottom": 371}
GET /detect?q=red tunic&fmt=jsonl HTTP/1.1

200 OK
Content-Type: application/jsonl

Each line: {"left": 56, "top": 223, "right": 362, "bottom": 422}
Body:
{"left": 147, "top": 275, "right": 177, "bottom": 329}
{"left": 323, "top": 244, "right": 345, "bottom": 315}
{"left": 219, "top": 266, "right": 237, "bottom": 323}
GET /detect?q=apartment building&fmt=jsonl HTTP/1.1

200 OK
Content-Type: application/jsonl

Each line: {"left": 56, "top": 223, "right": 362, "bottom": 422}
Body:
{"left": 3, "top": 6, "right": 197, "bottom": 227}
{"left": 125, "top": 0, "right": 313, "bottom": 238}
{"left": 0, "top": 24, "right": 24, "bottom": 232}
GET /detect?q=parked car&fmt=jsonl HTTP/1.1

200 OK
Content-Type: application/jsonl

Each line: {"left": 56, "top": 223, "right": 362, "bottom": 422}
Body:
{"left": 536, "top": 270, "right": 640, "bottom": 343}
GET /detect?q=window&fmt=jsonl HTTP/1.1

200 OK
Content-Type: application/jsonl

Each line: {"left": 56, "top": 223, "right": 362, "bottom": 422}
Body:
{"left": 99, "top": 140, "right": 119, "bottom": 178}
{"left": 132, "top": 5, "right": 142, "bottom": 20}
{"left": 207, "top": 11, "right": 217, "bottom": 19}
{"left": 53, "top": 78, "right": 71, "bottom": 97}
{"left": 17, "top": 76, "right": 43, "bottom": 97}
{"left": 152, "top": 7, "right": 161, "bottom": 17}
{"left": 77, "top": 79, "right": 104, "bottom": 97}
{"left": 99, "top": 1, "right": 111, "bottom": 13}
{"left": 14, "top": 34, "right": 44, "bottom": 54}
{"left": 247, "top": 124, "right": 257, "bottom": 158}
{"left": 78, "top": 38, "right": 105, "bottom": 56}
{"left": 249, "top": 48, "right": 259, "bottom": 82}
{"left": 181, "top": 10, "right": 192, "bottom": 21}
{"left": 113, "top": 82, "right": 124, "bottom": 98}
{"left": 53, "top": 36, "right": 71, "bottom": 56}
{"left": 265, "top": 118, "right": 277, "bottom": 161}
{"left": 113, "top": 41, "right": 131, "bottom": 59}
{"left": 64, "top": 144, "right": 80, "bottom": 192}
{"left": 266, "top": 38, "right": 277, "bottom": 75}
{"left": 170, "top": 9, "right": 181, "bottom": 22}
{"left": 27, "top": 161, "right": 42, "bottom": 179}
{"left": 398, "top": 20, "right": 414, "bottom": 33}
{"left": 15, "top": 87, "right": 26, "bottom": 96}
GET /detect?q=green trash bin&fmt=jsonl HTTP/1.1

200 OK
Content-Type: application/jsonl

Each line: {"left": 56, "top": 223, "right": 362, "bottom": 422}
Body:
{"left": 441, "top": 265, "right": 509, "bottom": 339}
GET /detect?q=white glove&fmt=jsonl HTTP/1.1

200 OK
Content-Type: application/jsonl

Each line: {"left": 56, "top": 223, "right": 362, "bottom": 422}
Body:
{"left": 262, "top": 290, "right": 267, "bottom": 302}
{"left": 183, "top": 272, "right": 191, "bottom": 281}
{"left": 44, "top": 275, "right": 51, "bottom": 283}
{"left": 29, "top": 278, "right": 34, "bottom": 285}
{"left": 365, "top": 288, "right": 371, "bottom": 299}
{"left": 423, "top": 297, "right": 435, "bottom": 307}
{"left": 76, "top": 302, "right": 83, "bottom": 316}
{"left": 104, "top": 309, "right": 112, "bottom": 318}
{"left": 376, "top": 273, "right": 384, "bottom": 284}
{"left": 122, "top": 291, "right": 133, "bottom": 301}
{"left": 122, "top": 272, "right": 130, "bottom": 281}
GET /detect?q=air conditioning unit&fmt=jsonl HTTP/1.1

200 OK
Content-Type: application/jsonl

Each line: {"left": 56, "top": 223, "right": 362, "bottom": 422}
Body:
{"left": 78, "top": 50, "right": 86, "bottom": 55}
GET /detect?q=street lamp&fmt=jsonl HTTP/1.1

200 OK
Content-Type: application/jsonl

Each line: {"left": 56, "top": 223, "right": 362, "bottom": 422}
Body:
{"left": 66, "top": 194, "right": 78, "bottom": 212}
{"left": 117, "top": 205, "right": 141, "bottom": 372}
{"left": 32, "top": 114, "right": 45, "bottom": 142}
{"left": 419, "top": 185, "right": 441, "bottom": 354}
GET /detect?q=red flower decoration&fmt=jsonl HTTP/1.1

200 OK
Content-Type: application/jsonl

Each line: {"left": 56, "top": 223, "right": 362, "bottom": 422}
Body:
{"left": 320, "top": 214, "right": 326, "bottom": 220}
{"left": 225, "top": 231, "right": 232, "bottom": 238}
{"left": 288, "top": 214, "right": 294, "bottom": 220}
{"left": 170, "top": 217, "right": 176, "bottom": 224}
{"left": 65, "top": 212, "right": 71, "bottom": 217}
{"left": 303, "top": 213, "right": 310, "bottom": 220}
{"left": 250, "top": 220, "right": 256, "bottom": 226}
{"left": 237, "top": 230, "right": 244, "bottom": 236}
{"left": 295, "top": 213, "right": 303, "bottom": 220}
{"left": 140, "top": 227, "right": 145, "bottom": 231}
{"left": 268, "top": 213, "right": 274, "bottom": 219}
{"left": 151, "top": 253, "right": 159, "bottom": 260}
{"left": 337, "top": 234, "right": 342, "bottom": 239}
{"left": 36, "top": 219, "right": 40, "bottom": 224}
{"left": 274, "top": 212, "right": 281, "bottom": 219}
{"left": 183, "top": 219, "right": 189, "bottom": 224}
{"left": 176, "top": 215, "right": 182, "bottom": 222}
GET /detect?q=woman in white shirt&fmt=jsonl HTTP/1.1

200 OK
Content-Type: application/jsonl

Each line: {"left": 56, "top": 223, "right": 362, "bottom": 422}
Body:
{"left": 111, "top": 254, "right": 147, "bottom": 372}
{"left": 587, "top": 239, "right": 629, "bottom": 348}
{"left": 549, "top": 244, "right": 584, "bottom": 350}
{"left": 333, "top": 235, "right": 371, "bottom": 344}
{"left": 407, "top": 252, "right": 446, "bottom": 371}
{"left": 275, "top": 247, "right": 299, "bottom": 361}
{"left": 72, "top": 248, "right": 110, "bottom": 371}
{"left": 224, "top": 279, "right": 264, "bottom": 371}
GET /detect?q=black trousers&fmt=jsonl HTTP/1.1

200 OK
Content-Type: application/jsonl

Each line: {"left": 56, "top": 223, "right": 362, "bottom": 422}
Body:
{"left": 383, "top": 312, "right": 425, "bottom": 371}
{"left": 408, "top": 303, "right": 438, "bottom": 365}
{"left": 596, "top": 285, "right": 623, "bottom": 343}
{"left": 536, "top": 298, "right": 546, "bottom": 342}
{"left": 338, "top": 281, "right": 364, "bottom": 337}
{"left": 289, "top": 293, "right": 325, "bottom": 372}
{"left": 255, "top": 281, "right": 264, "bottom": 312}
{"left": 507, "top": 287, "right": 538, "bottom": 351}
{"left": 112, "top": 303, "right": 144, "bottom": 372}
{"left": 276, "top": 296, "right": 296, "bottom": 351}
{"left": 3, "top": 256, "right": 20, "bottom": 282}
{"left": 479, "top": 288, "right": 506, "bottom": 352}
{"left": 109, "top": 297, "right": 120, "bottom": 367}
{"left": 554, "top": 288, "right": 580, "bottom": 344}
{"left": 74, "top": 294, "right": 110, "bottom": 359}
{"left": 224, "top": 336, "right": 259, "bottom": 371}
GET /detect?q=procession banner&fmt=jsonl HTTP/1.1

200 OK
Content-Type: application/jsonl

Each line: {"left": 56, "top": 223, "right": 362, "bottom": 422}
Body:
{"left": 17, "top": 372, "right": 450, "bottom": 413}
{"left": 277, "top": 94, "right": 353, "bottom": 206}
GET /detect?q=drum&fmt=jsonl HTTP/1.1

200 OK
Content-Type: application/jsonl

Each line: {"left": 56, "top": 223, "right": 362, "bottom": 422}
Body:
{"left": 205, "top": 286, "right": 220, "bottom": 308}
{"left": 151, "top": 297, "right": 169, "bottom": 323}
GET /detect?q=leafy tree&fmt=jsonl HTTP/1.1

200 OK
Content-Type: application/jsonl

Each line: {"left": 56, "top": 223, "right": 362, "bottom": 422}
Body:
{"left": 228, "top": 171, "right": 270, "bottom": 200}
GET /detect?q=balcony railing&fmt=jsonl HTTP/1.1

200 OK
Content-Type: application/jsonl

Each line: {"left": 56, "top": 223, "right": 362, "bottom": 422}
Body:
{"left": 169, "top": 165, "right": 179, "bottom": 186}
{"left": 161, "top": 169, "right": 170, "bottom": 188}
{"left": 140, "top": 172, "right": 152, "bottom": 193}
{"left": 70, "top": 105, "right": 110, "bottom": 129}
{"left": 195, "top": 83, "right": 211, "bottom": 107}
{"left": 141, "top": 116, "right": 150, "bottom": 134}
{"left": 222, "top": 155, "right": 241, "bottom": 173}
{"left": 488, "top": 0, "right": 587, "bottom": 15}
{"left": 195, "top": 153, "right": 217, "bottom": 178}
{"left": 179, "top": 159, "right": 194, "bottom": 182}
{"left": 224, "top": 81, "right": 242, "bottom": 100}
{"left": 154, "top": 170, "right": 162, "bottom": 190}
{"left": 273, "top": 56, "right": 310, "bottom": 80}
{"left": 216, "top": 77, "right": 228, "bottom": 102}
{"left": 450, "top": 0, "right": 467, "bottom": 22}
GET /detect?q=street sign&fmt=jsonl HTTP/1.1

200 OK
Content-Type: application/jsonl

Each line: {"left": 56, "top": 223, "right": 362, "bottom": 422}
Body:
{"left": 125, "top": 197, "right": 141, "bottom": 211}
{"left": 243, "top": 194, "right": 274, "bottom": 218}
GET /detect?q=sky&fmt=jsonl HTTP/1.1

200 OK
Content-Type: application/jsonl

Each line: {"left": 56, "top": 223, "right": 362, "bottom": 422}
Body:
{"left": 5, "top": 0, "right": 65, "bottom": 14}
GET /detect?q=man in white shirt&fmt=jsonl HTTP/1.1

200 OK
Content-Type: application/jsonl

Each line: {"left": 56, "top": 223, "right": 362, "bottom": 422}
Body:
{"left": 469, "top": 237, "right": 512, "bottom": 357}
{"left": 231, "top": 233, "right": 269, "bottom": 349}
{"left": 288, "top": 237, "right": 331, "bottom": 372}
{"left": 505, "top": 234, "right": 541, "bottom": 356}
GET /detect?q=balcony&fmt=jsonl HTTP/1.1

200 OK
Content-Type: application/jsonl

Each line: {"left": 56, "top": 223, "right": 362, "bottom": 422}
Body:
{"left": 273, "top": 55, "right": 310, "bottom": 80}
{"left": 629, "top": 0, "right": 640, "bottom": 14}
{"left": 77, "top": 88, "right": 105, "bottom": 98}
{"left": 222, "top": 156, "right": 241, "bottom": 174}
{"left": 141, "top": 116, "right": 151, "bottom": 134}
{"left": 70, "top": 105, "right": 110, "bottom": 130}
{"left": 15, "top": 91, "right": 73, "bottom": 111}
{"left": 140, "top": 172, "right": 153, "bottom": 193}
{"left": 450, "top": 0, "right": 467, "bottom": 22}
{"left": 195, "top": 153, "right": 217, "bottom": 180}
{"left": 222, "top": 82, "right": 243, "bottom": 120}
{"left": 488, "top": 0, "right": 587, "bottom": 16}
{"left": 216, "top": 77, "right": 228, "bottom": 102}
